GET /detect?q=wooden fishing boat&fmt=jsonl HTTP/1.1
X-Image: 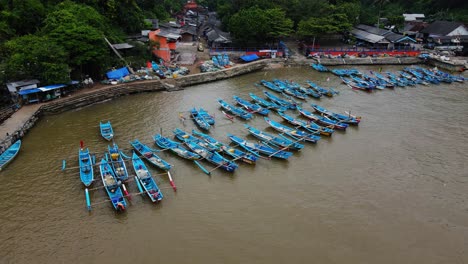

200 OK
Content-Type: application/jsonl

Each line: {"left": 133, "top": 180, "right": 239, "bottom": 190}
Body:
{"left": 173, "top": 128, "right": 220, "bottom": 152}
{"left": 244, "top": 124, "right": 304, "bottom": 150}
{"left": 197, "top": 108, "right": 215, "bottom": 125}
{"left": 310, "top": 104, "right": 361, "bottom": 125}
{"left": 192, "top": 130, "right": 258, "bottom": 164}
{"left": 306, "top": 81, "right": 338, "bottom": 97}
{"left": 131, "top": 152, "right": 163, "bottom": 202}
{"left": 99, "top": 158, "right": 126, "bottom": 211}
{"left": 217, "top": 99, "right": 253, "bottom": 120}
{"left": 154, "top": 134, "right": 201, "bottom": 160}
{"left": 260, "top": 80, "right": 283, "bottom": 92}
{"left": 100, "top": 121, "right": 114, "bottom": 141}
{"left": 78, "top": 147, "right": 93, "bottom": 186}
{"left": 263, "top": 91, "right": 296, "bottom": 110}
{"left": 228, "top": 134, "right": 293, "bottom": 159}
{"left": 283, "top": 87, "right": 308, "bottom": 100}
{"left": 233, "top": 95, "right": 270, "bottom": 115}
{"left": 189, "top": 108, "right": 211, "bottom": 130}
{"left": 249, "top": 93, "right": 286, "bottom": 111}
{"left": 0, "top": 140, "right": 21, "bottom": 171}
{"left": 264, "top": 117, "right": 321, "bottom": 143}
{"left": 297, "top": 106, "right": 348, "bottom": 130}
{"left": 107, "top": 144, "right": 129, "bottom": 182}
{"left": 276, "top": 111, "right": 334, "bottom": 137}
{"left": 183, "top": 140, "right": 238, "bottom": 172}
{"left": 130, "top": 139, "right": 172, "bottom": 171}
{"left": 311, "top": 63, "right": 328, "bottom": 72}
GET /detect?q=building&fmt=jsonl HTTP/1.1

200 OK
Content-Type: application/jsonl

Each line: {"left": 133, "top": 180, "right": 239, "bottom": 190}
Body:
{"left": 350, "top": 24, "right": 416, "bottom": 49}
{"left": 421, "top": 21, "right": 468, "bottom": 38}
{"left": 403, "top": 14, "right": 425, "bottom": 22}
{"left": 148, "top": 22, "right": 182, "bottom": 62}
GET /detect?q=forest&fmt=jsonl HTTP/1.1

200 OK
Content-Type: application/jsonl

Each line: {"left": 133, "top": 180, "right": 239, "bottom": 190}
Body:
{"left": 0, "top": 0, "right": 467, "bottom": 86}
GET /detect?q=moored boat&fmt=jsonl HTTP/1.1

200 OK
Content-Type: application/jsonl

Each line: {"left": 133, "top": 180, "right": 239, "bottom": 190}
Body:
{"left": 297, "top": 106, "right": 348, "bottom": 130}
{"left": 197, "top": 108, "right": 215, "bottom": 125}
{"left": 217, "top": 99, "right": 253, "bottom": 120}
{"left": 130, "top": 139, "right": 172, "bottom": 171}
{"left": 78, "top": 146, "right": 93, "bottom": 186}
{"left": 99, "top": 158, "right": 126, "bottom": 211}
{"left": 153, "top": 134, "right": 201, "bottom": 160}
{"left": 263, "top": 91, "right": 296, "bottom": 110}
{"left": 190, "top": 108, "right": 211, "bottom": 130}
{"left": 132, "top": 152, "right": 163, "bottom": 202}
{"left": 233, "top": 95, "right": 270, "bottom": 115}
{"left": 173, "top": 128, "right": 220, "bottom": 152}
{"left": 244, "top": 124, "right": 304, "bottom": 150}
{"left": 192, "top": 130, "right": 258, "bottom": 164}
{"left": 107, "top": 143, "right": 129, "bottom": 182}
{"left": 310, "top": 104, "right": 361, "bottom": 125}
{"left": 100, "top": 121, "right": 114, "bottom": 141}
{"left": 228, "top": 133, "right": 293, "bottom": 159}
{"left": 183, "top": 139, "right": 238, "bottom": 172}
{"left": 249, "top": 93, "right": 286, "bottom": 111}
{"left": 264, "top": 117, "right": 321, "bottom": 143}
{"left": 276, "top": 111, "right": 334, "bottom": 136}
{"left": 0, "top": 140, "right": 21, "bottom": 171}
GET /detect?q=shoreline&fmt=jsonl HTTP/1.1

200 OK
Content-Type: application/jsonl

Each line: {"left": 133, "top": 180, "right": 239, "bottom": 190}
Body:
{"left": 0, "top": 56, "right": 462, "bottom": 150}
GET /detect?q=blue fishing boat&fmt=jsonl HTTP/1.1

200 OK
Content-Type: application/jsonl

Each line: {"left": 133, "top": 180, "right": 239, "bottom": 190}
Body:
{"left": 263, "top": 91, "right": 296, "bottom": 110}
{"left": 99, "top": 158, "right": 126, "bottom": 211}
{"left": 283, "top": 87, "right": 308, "bottom": 100}
{"left": 249, "top": 93, "right": 286, "bottom": 111}
{"left": 183, "top": 140, "right": 238, "bottom": 172}
{"left": 310, "top": 104, "right": 361, "bottom": 125}
{"left": 130, "top": 139, "right": 172, "bottom": 171}
{"left": 131, "top": 152, "right": 163, "bottom": 202}
{"left": 244, "top": 124, "right": 304, "bottom": 150}
{"left": 217, "top": 99, "right": 253, "bottom": 120}
{"left": 0, "top": 140, "right": 21, "bottom": 171}
{"left": 297, "top": 106, "right": 348, "bottom": 130}
{"left": 154, "top": 134, "right": 201, "bottom": 160}
{"left": 100, "top": 121, "right": 114, "bottom": 141}
{"left": 189, "top": 108, "right": 211, "bottom": 130}
{"left": 78, "top": 147, "right": 93, "bottom": 186}
{"left": 260, "top": 80, "right": 283, "bottom": 92}
{"left": 173, "top": 128, "right": 220, "bottom": 152}
{"left": 311, "top": 63, "right": 328, "bottom": 72}
{"left": 276, "top": 111, "right": 334, "bottom": 137}
{"left": 306, "top": 81, "right": 339, "bottom": 96}
{"left": 228, "top": 134, "right": 293, "bottom": 159}
{"left": 233, "top": 95, "right": 270, "bottom": 115}
{"left": 197, "top": 108, "right": 215, "bottom": 125}
{"left": 107, "top": 143, "right": 129, "bottom": 182}
{"left": 264, "top": 117, "right": 321, "bottom": 143}
{"left": 192, "top": 130, "right": 258, "bottom": 164}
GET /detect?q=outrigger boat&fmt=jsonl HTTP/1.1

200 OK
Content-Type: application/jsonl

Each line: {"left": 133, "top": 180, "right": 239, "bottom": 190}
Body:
{"left": 244, "top": 124, "right": 304, "bottom": 150}
{"left": 192, "top": 130, "right": 258, "bottom": 164}
{"left": 153, "top": 134, "right": 201, "bottom": 160}
{"left": 0, "top": 139, "right": 21, "bottom": 171}
{"left": 263, "top": 91, "right": 296, "bottom": 110}
{"left": 78, "top": 146, "right": 94, "bottom": 186}
{"left": 306, "top": 81, "right": 338, "bottom": 97}
{"left": 217, "top": 99, "right": 253, "bottom": 120}
{"left": 132, "top": 152, "right": 163, "bottom": 202}
{"left": 228, "top": 134, "right": 293, "bottom": 159}
{"left": 264, "top": 117, "right": 321, "bottom": 143}
{"left": 182, "top": 138, "right": 238, "bottom": 172}
{"left": 130, "top": 139, "right": 172, "bottom": 171}
{"left": 173, "top": 128, "right": 220, "bottom": 152}
{"left": 310, "top": 104, "right": 361, "bottom": 125}
{"left": 233, "top": 95, "right": 270, "bottom": 115}
{"left": 249, "top": 93, "right": 286, "bottom": 111}
{"left": 260, "top": 80, "right": 283, "bottom": 92}
{"left": 297, "top": 106, "right": 348, "bottom": 130}
{"left": 311, "top": 63, "right": 328, "bottom": 72}
{"left": 107, "top": 143, "right": 129, "bottom": 182}
{"left": 100, "top": 121, "right": 114, "bottom": 141}
{"left": 276, "top": 111, "right": 334, "bottom": 136}
{"left": 197, "top": 108, "right": 215, "bottom": 125}
{"left": 189, "top": 108, "right": 211, "bottom": 130}
{"left": 99, "top": 158, "right": 126, "bottom": 211}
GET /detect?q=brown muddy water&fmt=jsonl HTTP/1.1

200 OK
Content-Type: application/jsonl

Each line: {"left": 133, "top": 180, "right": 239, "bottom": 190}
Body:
{"left": 0, "top": 67, "right": 467, "bottom": 264}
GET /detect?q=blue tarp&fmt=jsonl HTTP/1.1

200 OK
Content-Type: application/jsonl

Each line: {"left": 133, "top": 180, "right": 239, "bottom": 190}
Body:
{"left": 18, "top": 88, "right": 42, "bottom": 95}
{"left": 106, "top": 67, "right": 130, "bottom": 79}
{"left": 240, "top": 54, "right": 260, "bottom": 62}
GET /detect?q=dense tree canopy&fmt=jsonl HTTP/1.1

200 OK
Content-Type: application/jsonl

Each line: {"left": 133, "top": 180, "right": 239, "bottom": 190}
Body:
{"left": 0, "top": 0, "right": 467, "bottom": 87}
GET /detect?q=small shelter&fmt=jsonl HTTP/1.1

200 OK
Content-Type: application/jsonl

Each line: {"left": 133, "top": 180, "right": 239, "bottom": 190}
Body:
{"left": 421, "top": 21, "right": 468, "bottom": 38}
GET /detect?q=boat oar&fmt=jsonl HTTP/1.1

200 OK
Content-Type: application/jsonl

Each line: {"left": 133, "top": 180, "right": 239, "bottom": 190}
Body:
{"left": 267, "top": 136, "right": 305, "bottom": 158}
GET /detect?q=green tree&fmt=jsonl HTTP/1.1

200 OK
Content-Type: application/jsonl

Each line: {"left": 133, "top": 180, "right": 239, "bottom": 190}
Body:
{"left": 4, "top": 34, "right": 70, "bottom": 84}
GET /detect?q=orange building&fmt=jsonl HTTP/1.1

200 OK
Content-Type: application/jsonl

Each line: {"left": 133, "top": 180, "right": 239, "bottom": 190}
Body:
{"left": 148, "top": 29, "right": 181, "bottom": 62}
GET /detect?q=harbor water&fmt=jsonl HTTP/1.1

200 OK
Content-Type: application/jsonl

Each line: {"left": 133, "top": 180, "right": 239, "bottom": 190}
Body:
{"left": 1, "top": 67, "right": 467, "bottom": 263}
